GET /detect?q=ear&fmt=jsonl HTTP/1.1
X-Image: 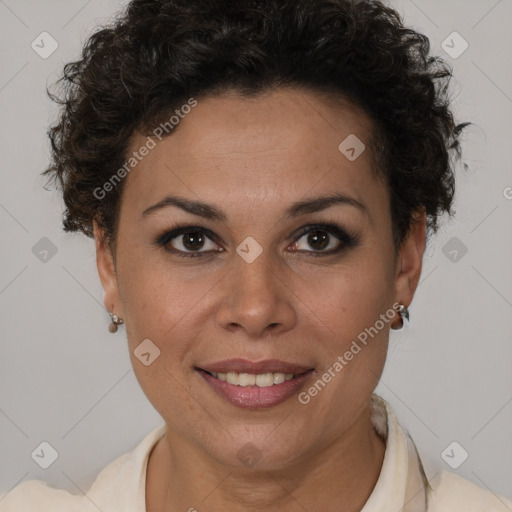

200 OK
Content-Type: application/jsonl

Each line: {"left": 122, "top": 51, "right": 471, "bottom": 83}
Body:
{"left": 393, "top": 208, "right": 427, "bottom": 312}
{"left": 94, "top": 220, "right": 123, "bottom": 317}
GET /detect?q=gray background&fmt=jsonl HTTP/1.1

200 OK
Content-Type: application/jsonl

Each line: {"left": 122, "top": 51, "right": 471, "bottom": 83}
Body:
{"left": 1, "top": 0, "right": 511, "bottom": 502}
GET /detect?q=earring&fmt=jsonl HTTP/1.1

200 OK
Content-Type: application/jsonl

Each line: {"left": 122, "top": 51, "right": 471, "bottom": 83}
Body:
{"left": 391, "top": 303, "right": 409, "bottom": 330}
{"left": 109, "top": 310, "right": 124, "bottom": 333}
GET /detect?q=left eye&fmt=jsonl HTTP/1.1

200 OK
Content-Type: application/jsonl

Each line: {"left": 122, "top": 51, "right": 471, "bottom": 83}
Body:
{"left": 291, "top": 228, "right": 344, "bottom": 253}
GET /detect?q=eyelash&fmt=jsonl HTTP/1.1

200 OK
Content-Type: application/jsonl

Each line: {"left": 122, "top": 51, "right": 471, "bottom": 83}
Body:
{"left": 154, "top": 222, "right": 358, "bottom": 259}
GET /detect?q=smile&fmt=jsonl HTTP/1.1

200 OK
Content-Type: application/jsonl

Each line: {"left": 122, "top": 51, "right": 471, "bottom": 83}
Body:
{"left": 196, "top": 359, "right": 315, "bottom": 408}
{"left": 206, "top": 371, "right": 296, "bottom": 387}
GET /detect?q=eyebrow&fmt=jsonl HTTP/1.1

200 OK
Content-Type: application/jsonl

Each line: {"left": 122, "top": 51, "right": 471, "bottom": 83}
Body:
{"left": 141, "top": 192, "right": 367, "bottom": 221}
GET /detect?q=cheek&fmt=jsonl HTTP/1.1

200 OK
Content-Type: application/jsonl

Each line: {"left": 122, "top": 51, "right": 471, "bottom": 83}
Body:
{"left": 118, "top": 264, "right": 204, "bottom": 418}
{"left": 291, "top": 249, "right": 394, "bottom": 330}
{"left": 287, "top": 250, "right": 393, "bottom": 386}
{"left": 294, "top": 267, "right": 391, "bottom": 435}
{"left": 118, "top": 253, "right": 211, "bottom": 336}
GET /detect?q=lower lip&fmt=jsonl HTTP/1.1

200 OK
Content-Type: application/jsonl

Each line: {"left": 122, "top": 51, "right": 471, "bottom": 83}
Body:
{"left": 197, "top": 369, "right": 314, "bottom": 409}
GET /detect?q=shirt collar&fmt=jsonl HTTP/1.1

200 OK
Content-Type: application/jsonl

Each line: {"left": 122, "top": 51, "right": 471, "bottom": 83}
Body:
{"left": 361, "top": 394, "right": 411, "bottom": 511}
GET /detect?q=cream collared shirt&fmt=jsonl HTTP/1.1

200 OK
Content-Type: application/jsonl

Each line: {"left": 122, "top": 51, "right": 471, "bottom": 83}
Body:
{"left": 1, "top": 395, "right": 510, "bottom": 511}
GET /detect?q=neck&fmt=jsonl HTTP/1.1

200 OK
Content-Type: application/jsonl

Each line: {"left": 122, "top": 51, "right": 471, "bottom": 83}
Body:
{"left": 146, "top": 402, "right": 386, "bottom": 512}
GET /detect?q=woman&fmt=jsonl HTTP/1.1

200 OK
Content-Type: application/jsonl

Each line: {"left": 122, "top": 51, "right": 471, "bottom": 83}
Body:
{"left": 1, "top": 0, "right": 510, "bottom": 510}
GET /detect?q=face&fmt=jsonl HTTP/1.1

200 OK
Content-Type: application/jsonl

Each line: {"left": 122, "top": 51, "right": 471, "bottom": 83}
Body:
{"left": 95, "top": 87, "right": 425, "bottom": 470}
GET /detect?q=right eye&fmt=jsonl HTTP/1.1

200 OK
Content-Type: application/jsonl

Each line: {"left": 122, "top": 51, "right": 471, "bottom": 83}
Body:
{"left": 156, "top": 225, "right": 224, "bottom": 258}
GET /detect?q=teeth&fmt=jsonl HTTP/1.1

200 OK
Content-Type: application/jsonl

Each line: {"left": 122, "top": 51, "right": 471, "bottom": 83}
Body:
{"left": 256, "top": 373, "right": 274, "bottom": 387}
{"left": 211, "top": 371, "right": 297, "bottom": 387}
{"left": 239, "top": 373, "right": 256, "bottom": 386}
{"left": 273, "top": 373, "right": 285, "bottom": 384}
{"left": 225, "top": 372, "right": 239, "bottom": 385}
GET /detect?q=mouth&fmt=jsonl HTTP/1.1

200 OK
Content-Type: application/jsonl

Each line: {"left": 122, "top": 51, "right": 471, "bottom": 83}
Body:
{"left": 199, "top": 369, "right": 302, "bottom": 387}
{"left": 195, "top": 359, "right": 315, "bottom": 409}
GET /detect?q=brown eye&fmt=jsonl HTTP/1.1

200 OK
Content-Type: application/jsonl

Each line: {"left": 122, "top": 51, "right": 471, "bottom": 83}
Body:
{"left": 305, "top": 229, "right": 330, "bottom": 251}
{"left": 156, "top": 226, "right": 223, "bottom": 257}
{"left": 293, "top": 228, "right": 341, "bottom": 253}
{"left": 181, "top": 232, "right": 206, "bottom": 251}
{"left": 290, "top": 223, "right": 357, "bottom": 255}
{"left": 167, "top": 231, "right": 219, "bottom": 254}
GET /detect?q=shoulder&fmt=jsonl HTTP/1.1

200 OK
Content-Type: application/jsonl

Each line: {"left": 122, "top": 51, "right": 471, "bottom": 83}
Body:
{"left": 428, "top": 470, "right": 512, "bottom": 511}
{"left": 0, "top": 479, "right": 91, "bottom": 512}
{"left": 0, "top": 424, "right": 167, "bottom": 512}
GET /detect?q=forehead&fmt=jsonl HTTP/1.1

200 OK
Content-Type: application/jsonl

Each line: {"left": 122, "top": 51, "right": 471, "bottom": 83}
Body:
{"left": 120, "top": 88, "right": 386, "bottom": 224}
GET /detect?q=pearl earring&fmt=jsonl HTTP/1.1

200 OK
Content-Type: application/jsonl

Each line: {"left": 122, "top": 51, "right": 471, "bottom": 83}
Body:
{"left": 109, "top": 310, "right": 124, "bottom": 333}
{"left": 391, "top": 303, "right": 409, "bottom": 330}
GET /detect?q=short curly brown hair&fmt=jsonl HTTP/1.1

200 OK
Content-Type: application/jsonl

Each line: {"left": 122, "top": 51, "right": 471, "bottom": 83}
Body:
{"left": 43, "top": 0, "right": 468, "bottom": 253}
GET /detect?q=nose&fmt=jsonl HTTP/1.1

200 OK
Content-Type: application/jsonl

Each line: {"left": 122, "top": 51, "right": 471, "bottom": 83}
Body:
{"left": 215, "top": 249, "right": 297, "bottom": 339}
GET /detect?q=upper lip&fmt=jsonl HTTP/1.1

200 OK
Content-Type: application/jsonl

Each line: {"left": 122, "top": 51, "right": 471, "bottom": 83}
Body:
{"left": 197, "top": 358, "right": 313, "bottom": 375}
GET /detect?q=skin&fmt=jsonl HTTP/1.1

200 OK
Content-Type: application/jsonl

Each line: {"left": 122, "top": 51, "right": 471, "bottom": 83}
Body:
{"left": 94, "top": 87, "right": 426, "bottom": 512}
